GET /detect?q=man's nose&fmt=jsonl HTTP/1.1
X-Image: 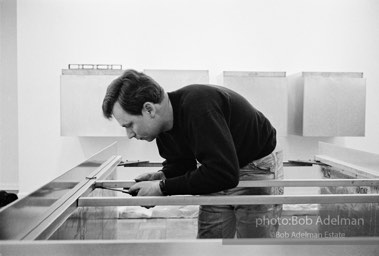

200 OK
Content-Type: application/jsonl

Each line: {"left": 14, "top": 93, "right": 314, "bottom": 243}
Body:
{"left": 126, "top": 129, "right": 135, "bottom": 139}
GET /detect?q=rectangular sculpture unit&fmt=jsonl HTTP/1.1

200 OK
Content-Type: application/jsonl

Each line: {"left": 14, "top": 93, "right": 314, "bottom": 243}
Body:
{"left": 61, "top": 68, "right": 209, "bottom": 136}
{"left": 287, "top": 72, "right": 366, "bottom": 137}
{"left": 143, "top": 69, "right": 210, "bottom": 92}
{"left": 222, "top": 71, "right": 288, "bottom": 136}
{"left": 60, "top": 69, "right": 125, "bottom": 136}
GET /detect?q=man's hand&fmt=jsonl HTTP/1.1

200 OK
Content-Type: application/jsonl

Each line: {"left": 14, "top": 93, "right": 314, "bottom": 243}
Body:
{"left": 134, "top": 171, "right": 166, "bottom": 182}
{"left": 129, "top": 180, "right": 163, "bottom": 196}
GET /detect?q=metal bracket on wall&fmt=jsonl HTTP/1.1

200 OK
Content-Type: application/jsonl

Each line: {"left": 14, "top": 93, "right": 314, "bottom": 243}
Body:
{"left": 68, "top": 64, "right": 122, "bottom": 70}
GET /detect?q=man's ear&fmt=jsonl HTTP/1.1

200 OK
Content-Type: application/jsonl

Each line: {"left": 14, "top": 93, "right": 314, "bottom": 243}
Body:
{"left": 143, "top": 102, "right": 155, "bottom": 117}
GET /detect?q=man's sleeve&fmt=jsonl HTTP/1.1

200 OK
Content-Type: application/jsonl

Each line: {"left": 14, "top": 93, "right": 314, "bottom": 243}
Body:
{"left": 160, "top": 158, "right": 197, "bottom": 178}
{"left": 165, "top": 110, "right": 240, "bottom": 195}
{"left": 156, "top": 135, "right": 197, "bottom": 178}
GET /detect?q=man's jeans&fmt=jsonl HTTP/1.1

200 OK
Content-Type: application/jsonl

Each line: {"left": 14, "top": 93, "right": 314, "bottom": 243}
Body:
{"left": 197, "top": 150, "right": 283, "bottom": 238}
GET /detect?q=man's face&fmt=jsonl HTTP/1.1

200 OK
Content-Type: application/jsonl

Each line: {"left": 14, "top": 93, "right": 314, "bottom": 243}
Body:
{"left": 112, "top": 101, "right": 160, "bottom": 142}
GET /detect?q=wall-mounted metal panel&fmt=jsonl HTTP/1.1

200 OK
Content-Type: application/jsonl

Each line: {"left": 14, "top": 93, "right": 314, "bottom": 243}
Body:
{"left": 222, "top": 71, "right": 288, "bottom": 135}
{"left": 61, "top": 69, "right": 209, "bottom": 136}
{"left": 288, "top": 72, "right": 366, "bottom": 137}
{"left": 60, "top": 69, "right": 125, "bottom": 136}
{"left": 143, "top": 69, "right": 209, "bottom": 93}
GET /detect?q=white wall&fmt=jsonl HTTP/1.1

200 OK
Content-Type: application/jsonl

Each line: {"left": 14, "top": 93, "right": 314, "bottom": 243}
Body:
{"left": 0, "top": 0, "right": 18, "bottom": 191}
{"left": 12, "top": 0, "right": 379, "bottom": 193}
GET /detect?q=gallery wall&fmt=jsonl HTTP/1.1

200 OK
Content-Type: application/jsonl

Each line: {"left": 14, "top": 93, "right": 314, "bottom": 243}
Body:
{"left": 2, "top": 0, "right": 378, "bottom": 193}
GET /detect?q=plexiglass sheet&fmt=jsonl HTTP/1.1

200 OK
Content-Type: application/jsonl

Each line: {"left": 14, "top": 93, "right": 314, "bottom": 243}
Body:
{"left": 48, "top": 202, "right": 379, "bottom": 240}
{"left": 49, "top": 165, "right": 379, "bottom": 240}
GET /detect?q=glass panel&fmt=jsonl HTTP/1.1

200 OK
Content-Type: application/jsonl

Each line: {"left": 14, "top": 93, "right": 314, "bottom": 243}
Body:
{"left": 49, "top": 202, "right": 378, "bottom": 240}
{"left": 49, "top": 164, "right": 379, "bottom": 240}
{"left": 275, "top": 202, "right": 379, "bottom": 239}
{"left": 49, "top": 179, "right": 199, "bottom": 240}
{"left": 49, "top": 189, "right": 119, "bottom": 240}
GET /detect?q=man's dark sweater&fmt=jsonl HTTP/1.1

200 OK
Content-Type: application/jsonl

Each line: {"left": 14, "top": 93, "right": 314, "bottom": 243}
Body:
{"left": 156, "top": 84, "right": 276, "bottom": 195}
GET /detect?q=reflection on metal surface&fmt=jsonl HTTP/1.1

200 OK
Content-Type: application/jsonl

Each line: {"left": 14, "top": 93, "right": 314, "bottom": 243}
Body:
{"left": 319, "top": 165, "right": 379, "bottom": 237}
{"left": 24, "top": 156, "right": 121, "bottom": 240}
{"left": 0, "top": 142, "right": 118, "bottom": 240}
{"left": 49, "top": 171, "right": 119, "bottom": 241}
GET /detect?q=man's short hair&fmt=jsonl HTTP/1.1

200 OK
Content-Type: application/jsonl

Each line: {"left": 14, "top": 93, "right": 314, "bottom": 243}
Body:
{"left": 102, "top": 69, "right": 165, "bottom": 118}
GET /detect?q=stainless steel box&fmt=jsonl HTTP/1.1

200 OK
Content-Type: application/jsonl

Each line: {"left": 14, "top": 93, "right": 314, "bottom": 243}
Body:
{"left": 61, "top": 69, "right": 209, "bottom": 136}
{"left": 223, "top": 71, "right": 288, "bottom": 135}
{"left": 288, "top": 72, "right": 366, "bottom": 137}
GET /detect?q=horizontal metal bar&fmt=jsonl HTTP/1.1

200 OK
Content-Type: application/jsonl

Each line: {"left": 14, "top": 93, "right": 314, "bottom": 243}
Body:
{"left": 2, "top": 238, "right": 379, "bottom": 256}
{"left": 78, "top": 194, "right": 379, "bottom": 207}
{"left": 115, "top": 161, "right": 320, "bottom": 168}
{"left": 315, "top": 155, "right": 379, "bottom": 179}
{"left": 95, "top": 179, "right": 379, "bottom": 189}
{"left": 238, "top": 179, "right": 379, "bottom": 187}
